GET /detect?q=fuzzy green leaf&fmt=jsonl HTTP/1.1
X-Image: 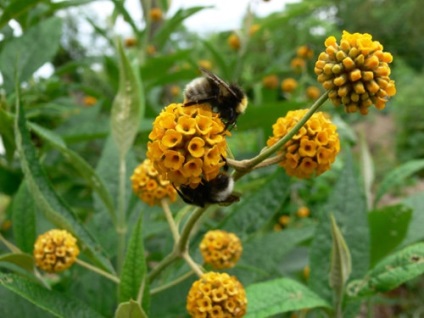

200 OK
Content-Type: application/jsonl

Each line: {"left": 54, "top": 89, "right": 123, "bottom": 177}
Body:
{"left": 245, "top": 278, "right": 330, "bottom": 317}
{"left": 0, "top": 273, "right": 104, "bottom": 318}
{"left": 118, "top": 216, "right": 149, "bottom": 313}
{"left": 309, "top": 150, "right": 369, "bottom": 304}
{"left": 0, "top": 17, "right": 62, "bottom": 92}
{"left": 359, "top": 133, "right": 374, "bottom": 210}
{"left": 0, "top": 253, "right": 34, "bottom": 273}
{"left": 14, "top": 93, "right": 115, "bottom": 274}
{"left": 234, "top": 226, "right": 315, "bottom": 284}
{"left": 401, "top": 193, "right": 424, "bottom": 246}
{"left": 11, "top": 181, "right": 36, "bottom": 253}
{"left": 115, "top": 300, "right": 148, "bottom": 318}
{"left": 111, "top": 40, "right": 143, "bottom": 159}
{"left": 347, "top": 242, "right": 424, "bottom": 298}
{"left": 373, "top": 159, "right": 424, "bottom": 207}
{"left": 29, "top": 123, "right": 116, "bottom": 225}
{"left": 368, "top": 204, "right": 412, "bottom": 266}
{"left": 222, "top": 169, "right": 290, "bottom": 235}
{"left": 329, "top": 214, "right": 352, "bottom": 295}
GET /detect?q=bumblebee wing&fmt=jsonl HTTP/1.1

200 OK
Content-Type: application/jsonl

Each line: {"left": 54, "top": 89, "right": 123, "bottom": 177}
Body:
{"left": 199, "top": 67, "right": 238, "bottom": 99}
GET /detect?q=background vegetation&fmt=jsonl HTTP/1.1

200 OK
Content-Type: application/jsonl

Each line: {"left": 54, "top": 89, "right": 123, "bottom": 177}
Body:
{"left": 1, "top": 0, "right": 424, "bottom": 317}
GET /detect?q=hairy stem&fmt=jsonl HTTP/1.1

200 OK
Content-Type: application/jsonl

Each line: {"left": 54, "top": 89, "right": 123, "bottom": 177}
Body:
{"left": 76, "top": 259, "right": 120, "bottom": 284}
{"left": 161, "top": 199, "right": 180, "bottom": 242}
{"left": 232, "top": 91, "right": 329, "bottom": 180}
{"left": 150, "top": 270, "right": 194, "bottom": 295}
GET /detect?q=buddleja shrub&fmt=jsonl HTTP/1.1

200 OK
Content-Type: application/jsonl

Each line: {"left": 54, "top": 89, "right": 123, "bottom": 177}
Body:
{"left": 1, "top": 3, "right": 424, "bottom": 318}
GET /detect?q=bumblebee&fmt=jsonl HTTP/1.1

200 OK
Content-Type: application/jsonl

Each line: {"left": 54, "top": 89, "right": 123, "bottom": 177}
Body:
{"left": 183, "top": 68, "right": 248, "bottom": 129}
{"left": 175, "top": 164, "right": 240, "bottom": 208}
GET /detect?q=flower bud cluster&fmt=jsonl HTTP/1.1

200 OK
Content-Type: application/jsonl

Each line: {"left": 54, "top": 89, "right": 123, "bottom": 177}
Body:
{"left": 131, "top": 159, "right": 177, "bottom": 206}
{"left": 200, "top": 230, "right": 242, "bottom": 269}
{"left": 315, "top": 31, "right": 396, "bottom": 114}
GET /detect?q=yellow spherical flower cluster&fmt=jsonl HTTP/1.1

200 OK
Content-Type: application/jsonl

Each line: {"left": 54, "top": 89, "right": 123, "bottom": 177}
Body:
{"left": 314, "top": 31, "right": 396, "bottom": 115}
{"left": 267, "top": 109, "right": 340, "bottom": 178}
{"left": 200, "top": 230, "right": 242, "bottom": 269}
{"left": 149, "top": 7, "right": 163, "bottom": 22}
{"left": 281, "top": 78, "right": 298, "bottom": 93}
{"left": 33, "top": 229, "right": 79, "bottom": 273}
{"left": 297, "top": 45, "right": 314, "bottom": 59}
{"left": 296, "top": 206, "right": 310, "bottom": 218}
{"left": 147, "top": 103, "right": 228, "bottom": 188}
{"left": 228, "top": 33, "right": 241, "bottom": 51}
{"left": 186, "top": 272, "right": 247, "bottom": 317}
{"left": 131, "top": 159, "right": 177, "bottom": 206}
{"left": 262, "top": 74, "right": 279, "bottom": 90}
{"left": 290, "top": 57, "right": 306, "bottom": 72}
{"left": 305, "top": 86, "right": 321, "bottom": 100}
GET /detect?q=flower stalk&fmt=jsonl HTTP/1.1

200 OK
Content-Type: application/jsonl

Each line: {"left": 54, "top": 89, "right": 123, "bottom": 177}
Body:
{"left": 231, "top": 91, "right": 329, "bottom": 181}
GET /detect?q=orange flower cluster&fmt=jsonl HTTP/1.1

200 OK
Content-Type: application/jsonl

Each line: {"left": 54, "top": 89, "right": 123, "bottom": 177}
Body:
{"left": 33, "top": 229, "right": 79, "bottom": 273}
{"left": 147, "top": 103, "right": 228, "bottom": 188}
{"left": 200, "top": 230, "right": 242, "bottom": 269}
{"left": 267, "top": 109, "right": 340, "bottom": 178}
{"left": 296, "top": 45, "right": 314, "bottom": 59}
{"left": 315, "top": 31, "right": 396, "bottom": 114}
{"left": 149, "top": 8, "right": 163, "bottom": 22}
{"left": 186, "top": 272, "right": 247, "bottom": 317}
{"left": 305, "top": 86, "right": 321, "bottom": 100}
{"left": 296, "top": 206, "right": 310, "bottom": 218}
{"left": 228, "top": 33, "right": 241, "bottom": 51}
{"left": 131, "top": 159, "right": 177, "bottom": 206}
{"left": 281, "top": 78, "right": 298, "bottom": 93}
{"left": 262, "top": 74, "right": 279, "bottom": 90}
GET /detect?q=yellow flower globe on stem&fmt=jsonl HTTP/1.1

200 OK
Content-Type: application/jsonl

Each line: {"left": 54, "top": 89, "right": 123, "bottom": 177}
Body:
{"left": 186, "top": 272, "right": 247, "bottom": 317}
{"left": 147, "top": 103, "right": 228, "bottom": 188}
{"left": 33, "top": 229, "right": 80, "bottom": 273}
{"left": 314, "top": 30, "right": 396, "bottom": 115}
{"left": 267, "top": 109, "right": 340, "bottom": 179}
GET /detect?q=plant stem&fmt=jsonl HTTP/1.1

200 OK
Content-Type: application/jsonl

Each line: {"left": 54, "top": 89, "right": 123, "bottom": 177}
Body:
{"left": 177, "top": 207, "right": 206, "bottom": 253}
{"left": 117, "top": 157, "right": 127, "bottom": 274}
{"left": 150, "top": 270, "right": 194, "bottom": 295}
{"left": 161, "top": 199, "right": 180, "bottom": 242}
{"left": 232, "top": 91, "right": 329, "bottom": 181}
{"left": 76, "top": 259, "right": 120, "bottom": 284}
{"left": 182, "top": 252, "right": 204, "bottom": 278}
{"left": 147, "top": 250, "right": 179, "bottom": 283}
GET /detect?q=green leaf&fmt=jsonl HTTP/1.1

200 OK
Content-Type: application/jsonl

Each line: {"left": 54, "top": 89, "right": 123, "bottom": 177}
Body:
{"left": 368, "top": 204, "right": 412, "bottom": 266}
{"left": 0, "top": 0, "right": 42, "bottom": 29}
{"left": 0, "top": 273, "right": 104, "bottom": 318}
{"left": 153, "top": 7, "right": 209, "bottom": 48}
{"left": 115, "top": 300, "right": 148, "bottom": 318}
{"left": 111, "top": 0, "right": 142, "bottom": 38}
{"left": 0, "top": 17, "right": 62, "bottom": 92}
{"left": 118, "top": 216, "right": 149, "bottom": 313}
{"left": 309, "top": 150, "right": 369, "bottom": 304}
{"left": 12, "top": 181, "right": 36, "bottom": 253}
{"left": 401, "top": 193, "right": 424, "bottom": 246}
{"left": 373, "top": 160, "right": 424, "bottom": 207}
{"left": 235, "top": 226, "right": 315, "bottom": 284}
{"left": 245, "top": 278, "right": 330, "bottom": 318}
{"left": 329, "top": 214, "right": 352, "bottom": 295}
{"left": 0, "top": 108, "right": 16, "bottom": 162}
{"left": 14, "top": 92, "right": 115, "bottom": 274}
{"left": 111, "top": 40, "right": 143, "bottom": 158}
{"left": 0, "top": 253, "right": 34, "bottom": 273}
{"left": 222, "top": 169, "right": 290, "bottom": 235}
{"left": 347, "top": 242, "right": 424, "bottom": 298}
{"left": 29, "top": 123, "right": 116, "bottom": 225}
